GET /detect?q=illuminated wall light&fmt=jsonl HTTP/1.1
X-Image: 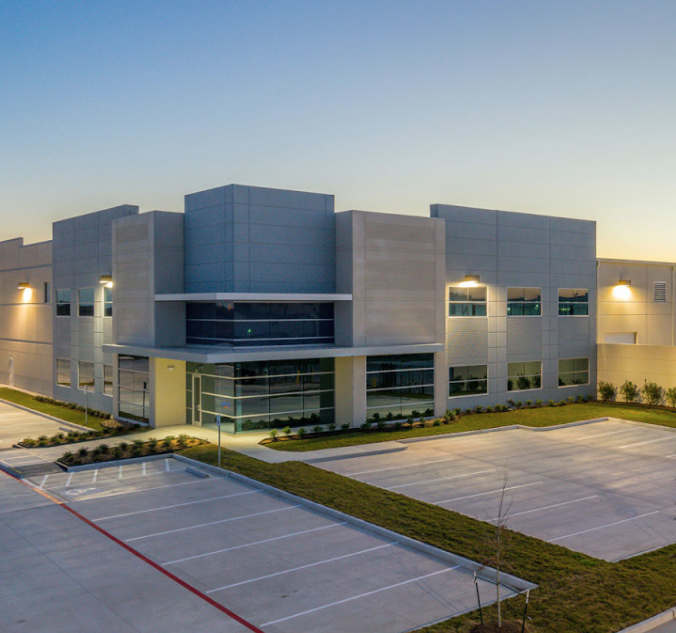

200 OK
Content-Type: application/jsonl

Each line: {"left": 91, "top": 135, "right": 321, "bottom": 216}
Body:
{"left": 17, "top": 282, "right": 30, "bottom": 290}
{"left": 167, "top": 365, "right": 175, "bottom": 372}
{"left": 612, "top": 279, "right": 632, "bottom": 300}
{"left": 99, "top": 274, "right": 113, "bottom": 288}
{"left": 459, "top": 274, "right": 481, "bottom": 288}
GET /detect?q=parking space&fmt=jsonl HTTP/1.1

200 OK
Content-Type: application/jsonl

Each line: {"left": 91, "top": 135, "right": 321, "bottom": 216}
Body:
{"left": 27, "top": 457, "right": 522, "bottom": 633}
{"left": 317, "top": 418, "right": 676, "bottom": 562}
{"left": 0, "top": 400, "right": 78, "bottom": 447}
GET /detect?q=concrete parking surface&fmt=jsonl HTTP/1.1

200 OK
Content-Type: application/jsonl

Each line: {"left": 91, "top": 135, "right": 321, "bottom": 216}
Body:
{"left": 317, "top": 418, "right": 676, "bottom": 562}
{"left": 16, "top": 457, "right": 524, "bottom": 633}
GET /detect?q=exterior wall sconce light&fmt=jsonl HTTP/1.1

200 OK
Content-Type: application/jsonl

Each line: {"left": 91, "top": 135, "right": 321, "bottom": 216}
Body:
{"left": 459, "top": 274, "right": 481, "bottom": 288}
{"left": 17, "top": 282, "right": 30, "bottom": 290}
{"left": 613, "top": 279, "right": 632, "bottom": 300}
{"left": 99, "top": 275, "right": 113, "bottom": 288}
{"left": 167, "top": 365, "right": 175, "bottom": 371}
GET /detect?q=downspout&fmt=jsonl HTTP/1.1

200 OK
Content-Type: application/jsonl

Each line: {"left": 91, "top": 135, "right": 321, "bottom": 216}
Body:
{"left": 672, "top": 265, "right": 675, "bottom": 346}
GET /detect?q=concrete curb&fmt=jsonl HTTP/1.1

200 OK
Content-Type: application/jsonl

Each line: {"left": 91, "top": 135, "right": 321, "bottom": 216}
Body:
{"left": 65, "top": 452, "right": 537, "bottom": 595}
{"left": 61, "top": 452, "right": 172, "bottom": 472}
{"left": 617, "top": 608, "right": 676, "bottom": 633}
{"left": 397, "top": 417, "right": 611, "bottom": 444}
{"left": 303, "top": 444, "right": 408, "bottom": 464}
{"left": 0, "top": 397, "right": 92, "bottom": 432}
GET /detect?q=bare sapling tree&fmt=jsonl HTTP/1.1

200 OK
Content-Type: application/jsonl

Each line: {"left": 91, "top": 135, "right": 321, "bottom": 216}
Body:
{"left": 483, "top": 471, "right": 513, "bottom": 628}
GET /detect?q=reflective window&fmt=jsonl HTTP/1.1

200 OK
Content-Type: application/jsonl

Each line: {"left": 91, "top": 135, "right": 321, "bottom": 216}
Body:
{"left": 507, "top": 288, "right": 541, "bottom": 316}
{"left": 186, "top": 302, "right": 334, "bottom": 347}
{"left": 78, "top": 288, "right": 95, "bottom": 317}
{"left": 507, "top": 361, "right": 542, "bottom": 391}
{"left": 103, "top": 287, "right": 113, "bottom": 317}
{"left": 186, "top": 358, "right": 335, "bottom": 432}
{"left": 449, "top": 365, "right": 488, "bottom": 396}
{"left": 44, "top": 282, "right": 50, "bottom": 304}
{"left": 56, "top": 359, "right": 71, "bottom": 386}
{"left": 559, "top": 358, "right": 589, "bottom": 387}
{"left": 104, "top": 364, "right": 113, "bottom": 396}
{"left": 118, "top": 355, "right": 149, "bottom": 422}
{"left": 56, "top": 289, "right": 71, "bottom": 316}
{"left": 558, "top": 289, "right": 589, "bottom": 316}
{"left": 78, "top": 361, "right": 95, "bottom": 391}
{"left": 366, "top": 354, "right": 434, "bottom": 421}
{"left": 448, "top": 287, "right": 487, "bottom": 317}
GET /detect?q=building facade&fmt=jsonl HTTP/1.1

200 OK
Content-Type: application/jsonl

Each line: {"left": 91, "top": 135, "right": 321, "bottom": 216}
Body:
{"left": 0, "top": 184, "right": 600, "bottom": 432}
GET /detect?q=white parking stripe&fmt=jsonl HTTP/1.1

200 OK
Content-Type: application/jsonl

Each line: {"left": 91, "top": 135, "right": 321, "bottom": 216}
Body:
{"left": 92, "top": 469, "right": 98, "bottom": 483}
{"left": 126, "top": 505, "right": 302, "bottom": 542}
{"left": 207, "top": 542, "right": 396, "bottom": 593}
{"left": 37, "top": 474, "right": 49, "bottom": 490}
{"left": 434, "top": 481, "right": 543, "bottom": 504}
{"left": 164, "top": 522, "right": 348, "bottom": 566}
{"left": 65, "top": 472, "right": 74, "bottom": 487}
{"left": 142, "top": 462, "right": 147, "bottom": 476}
{"left": 579, "top": 428, "right": 634, "bottom": 440}
{"left": 70, "top": 477, "right": 217, "bottom": 500}
{"left": 346, "top": 457, "right": 456, "bottom": 477}
{"left": 262, "top": 566, "right": 460, "bottom": 626}
{"left": 385, "top": 469, "right": 495, "bottom": 490}
{"left": 489, "top": 495, "right": 598, "bottom": 521}
{"left": 548, "top": 511, "right": 661, "bottom": 542}
{"left": 165, "top": 458, "right": 170, "bottom": 471}
{"left": 118, "top": 465, "right": 123, "bottom": 479}
{"left": 94, "top": 490, "right": 261, "bottom": 521}
{"left": 619, "top": 438, "right": 672, "bottom": 449}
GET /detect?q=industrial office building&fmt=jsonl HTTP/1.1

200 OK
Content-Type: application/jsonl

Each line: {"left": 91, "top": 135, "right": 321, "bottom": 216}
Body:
{"left": 0, "top": 184, "right": 603, "bottom": 432}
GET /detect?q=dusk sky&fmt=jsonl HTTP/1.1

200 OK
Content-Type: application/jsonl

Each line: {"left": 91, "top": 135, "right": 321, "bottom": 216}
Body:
{"left": 1, "top": 1, "right": 674, "bottom": 261}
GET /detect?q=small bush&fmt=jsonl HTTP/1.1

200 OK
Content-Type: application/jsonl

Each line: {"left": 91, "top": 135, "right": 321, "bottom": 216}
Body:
{"left": 619, "top": 380, "right": 640, "bottom": 403}
{"left": 598, "top": 380, "right": 617, "bottom": 402}
{"left": 432, "top": 419, "right": 441, "bottom": 426}
{"left": 666, "top": 387, "right": 676, "bottom": 408}
{"left": 268, "top": 429, "right": 278, "bottom": 441}
{"left": 282, "top": 426, "right": 292, "bottom": 438}
{"left": 78, "top": 447, "right": 88, "bottom": 457}
{"left": 296, "top": 427, "right": 307, "bottom": 439}
{"left": 360, "top": 421, "right": 372, "bottom": 430}
{"left": 535, "top": 399, "right": 543, "bottom": 406}
{"left": 474, "top": 405, "right": 483, "bottom": 413}
{"left": 340, "top": 423, "right": 351, "bottom": 431}
{"left": 376, "top": 420, "right": 386, "bottom": 430}
{"left": 547, "top": 400, "right": 555, "bottom": 407}
{"left": 576, "top": 394, "right": 585, "bottom": 402}
{"left": 327, "top": 424, "right": 336, "bottom": 432}
{"left": 393, "top": 421, "right": 403, "bottom": 431}
{"left": 643, "top": 380, "right": 664, "bottom": 406}
{"left": 484, "top": 407, "right": 494, "bottom": 413}
{"left": 558, "top": 400, "right": 566, "bottom": 406}
{"left": 515, "top": 401, "right": 522, "bottom": 409}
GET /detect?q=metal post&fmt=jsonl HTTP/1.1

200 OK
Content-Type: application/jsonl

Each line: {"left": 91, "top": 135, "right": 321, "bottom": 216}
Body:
{"left": 216, "top": 414, "right": 221, "bottom": 468}
{"left": 84, "top": 384, "right": 88, "bottom": 427}
{"left": 474, "top": 572, "right": 483, "bottom": 625}
{"left": 521, "top": 590, "right": 530, "bottom": 633}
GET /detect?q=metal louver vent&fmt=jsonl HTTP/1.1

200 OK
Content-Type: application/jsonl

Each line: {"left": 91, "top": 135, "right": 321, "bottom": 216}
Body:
{"left": 654, "top": 281, "right": 667, "bottom": 302}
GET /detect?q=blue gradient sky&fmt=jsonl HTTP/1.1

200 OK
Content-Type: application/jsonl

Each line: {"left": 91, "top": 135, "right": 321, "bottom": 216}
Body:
{"left": 1, "top": 1, "right": 675, "bottom": 260}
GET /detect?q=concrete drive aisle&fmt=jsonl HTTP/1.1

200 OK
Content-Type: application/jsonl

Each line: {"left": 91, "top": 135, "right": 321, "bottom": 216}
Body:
{"left": 24, "top": 458, "right": 522, "bottom": 633}
{"left": 0, "top": 471, "right": 255, "bottom": 633}
{"left": 316, "top": 418, "right": 676, "bottom": 562}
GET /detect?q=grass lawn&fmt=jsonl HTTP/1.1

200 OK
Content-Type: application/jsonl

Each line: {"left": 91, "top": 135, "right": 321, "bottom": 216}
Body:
{"left": 0, "top": 387, "right": 106, "bottom": 431}
{"left": 268, "top": 402, "right": 676, "bottom": 451}
{"left": 181, "top": 442, "right": 676, "bottom": 633}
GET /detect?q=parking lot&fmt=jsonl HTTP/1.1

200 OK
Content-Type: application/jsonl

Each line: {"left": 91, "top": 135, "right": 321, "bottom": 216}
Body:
{"left": 317, "top": 418, "right": 676, "bottom": 562}
{"left": 25, "top": 457, "right": 524, "bottom": 633}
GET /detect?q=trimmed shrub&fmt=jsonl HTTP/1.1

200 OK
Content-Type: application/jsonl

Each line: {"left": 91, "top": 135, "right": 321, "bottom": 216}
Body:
{"left": 340, "top": 423, "right": 350, "bottom": 431}
{"left": 666, "top": 387, "right": 676, "bottom": 408}
{"left": 619, "top": 380, "right": 641, "bottom": 403}
{"left": 296, "top": 427, "right": 307, "bottom": 439}
{"left": 598, "top": 381, "right": 617, "bottom": 402}
{"left": 643, "top": 381, "right": 664, "bottom": 405}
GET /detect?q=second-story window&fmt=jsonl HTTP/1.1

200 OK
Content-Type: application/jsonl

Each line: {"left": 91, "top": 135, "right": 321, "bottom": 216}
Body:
{"left": 103, "top": 287, "right": 113, "bottom": 317}
{"left": 507, "top": 288, "right": 541, "bottom": 316}
{"left": 78, "top": 288, "right": 95, "bottom": 317}
{"left": 559, "top": 289, "right": 589, "bottom": 316}
{"left": 448, "top": 287, "right": 487, "bottom": 317}
{"left": 55, "top": 289, "right": 71, "bottom": 316}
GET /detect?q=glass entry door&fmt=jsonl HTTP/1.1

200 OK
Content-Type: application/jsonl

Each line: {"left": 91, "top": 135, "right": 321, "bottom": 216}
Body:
{"left": 192, "top": 375, "right": 202, "bottom": 426}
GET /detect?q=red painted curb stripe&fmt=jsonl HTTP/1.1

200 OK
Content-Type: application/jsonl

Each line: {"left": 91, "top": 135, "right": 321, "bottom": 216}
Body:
{"left": 1, "top": 469, "right": 265, "bottom": 633}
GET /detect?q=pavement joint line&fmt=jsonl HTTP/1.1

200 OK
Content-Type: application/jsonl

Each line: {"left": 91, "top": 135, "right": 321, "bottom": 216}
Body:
{"left": 548, "top": 511, "right": 661, "bottom": 542}
{"left": 346, "top": 457, "right": 456, "bottom": 476}
{"left": 385, "top": 469, "right": 496, "bottom": 490}
{"left": 164, "top": 521, "right": 349, "bottom": 566}
{"left": 126, "top": 504, "right": 303, "bottom": 542}
{"left": 206, "top": 542, "right": 397, "bottom": 594}
{"left": 94, "top": 489, "right": 263, "bottom": 522}
{"left": 261, "top": 565, "right": 461, "bottom": 627}
{"left": 619, "top": 437, "right": 673, "bottom": 449}
{"left": 434, "top": 481, "right": 544, "bottom": 504}
{"left": 487, "top": 495, "right": 599, "bottom": 521}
